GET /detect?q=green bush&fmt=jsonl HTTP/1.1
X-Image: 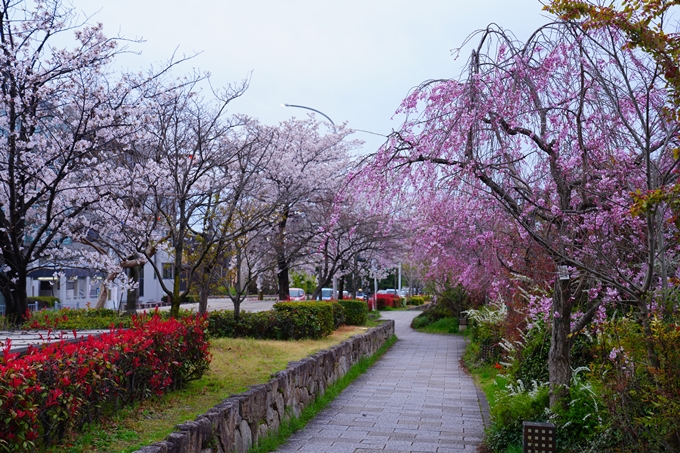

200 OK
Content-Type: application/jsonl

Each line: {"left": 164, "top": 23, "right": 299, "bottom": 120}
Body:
{"left": 328, "top": 301, "right": 346, "bottom": 328}
{"left": 208, "top": 303, "right": 337, "bottom": 341}
{"left": 24, "top": 308, "right": 133, "bottom": 330}
{"left": 551, "top": 369, "right": 610, "bottom": 451}
{"left": 512, "top": 323, "right": 550, "bottom": 385}
{"left": 407, "top": 295, "right": 424, "bottom": 306}
{"left": 181, "top": 293, "right": 199, "bottom": 303}
{"left": 274, "top": 302, "right": 335, "bottom": 339}
{"left": 208, "top": 310, "right": 291, "bottom": 339}
{"left": 410, "top": 312, "right": 433, "bottom": 329}
{"left": 410, "top": 291, "right": 466, "bottom": 331}
{"left": 465, "top": 301, "right": 506, "bottom": 365}
{"left": 339, "top": 300, "right": 368, "bottom": 325}
{"left": 27, "top": 296, "right": 60, "bottom": 308}
{"left": 593, "top": 314, "right": 680, "bottom": 452}
{"left": 436, "top": 284, "right": 469, "bottom": 318}
{"left": 485, "top": 384, "right": 550, "bottom": 451}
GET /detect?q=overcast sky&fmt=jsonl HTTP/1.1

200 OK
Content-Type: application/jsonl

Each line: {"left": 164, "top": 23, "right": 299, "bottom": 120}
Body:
{"left": 72, "top": 0, "right": 551, "bottom": 154}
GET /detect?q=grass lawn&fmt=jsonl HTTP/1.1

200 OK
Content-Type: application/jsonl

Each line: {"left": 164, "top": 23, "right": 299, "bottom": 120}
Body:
{"left": 414, "top": 317, "right": 459, "bottom": 334}
{"left": 42, "top": 325, "right": 372, "bottom": 453}
{"left": 469, "top": 363, "right": 509, "bottom": 408}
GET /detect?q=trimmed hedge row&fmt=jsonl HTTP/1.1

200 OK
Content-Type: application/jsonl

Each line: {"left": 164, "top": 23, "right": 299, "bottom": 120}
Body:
{"left": 207, "top": 300, "right": 369, "bottom": 340}
{"left": 407, "top": 296, "right": 425, "bottom": 306}
{"left": 23, "top": 300, "right": 371, "bottom": 341}
{"left": 339, "top": 300, "right": 368, "bottom": 325}
{"left": 26, "top": 296, "right": 60, "bottom": 309}
{"left": 207, "top": 302, "right": 336, "bottom": 341}
{"left": 24, "top": 308, "right": 133, "bottom": 330}
{"left": 0, "top": 314, "right": 210, "bottom": 452}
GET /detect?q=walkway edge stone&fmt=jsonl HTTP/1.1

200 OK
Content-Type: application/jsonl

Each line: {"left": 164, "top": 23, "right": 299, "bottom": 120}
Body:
{"left": 133, "top": 320, "right": 395, "bottom": 453}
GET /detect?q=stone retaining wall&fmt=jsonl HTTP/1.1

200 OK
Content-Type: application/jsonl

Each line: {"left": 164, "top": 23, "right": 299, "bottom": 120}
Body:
{"left": 135, "top": 320, "right": 395, "bottom": 453}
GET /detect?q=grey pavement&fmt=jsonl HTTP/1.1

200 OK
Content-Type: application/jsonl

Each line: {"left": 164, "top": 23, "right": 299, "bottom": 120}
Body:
{"left": 0, "top": 329, "right": 110, "bottom": 354}
{"left": 139, "top": 296, "right": 278, "bottom": 314}
{"left": 274, "top": 310, "right": 489, "bottom": 453}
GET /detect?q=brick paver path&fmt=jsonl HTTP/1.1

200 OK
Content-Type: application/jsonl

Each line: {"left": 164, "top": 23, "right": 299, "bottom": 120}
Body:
{"left": 274, "top": 310, "right": 489, "bottom": 453}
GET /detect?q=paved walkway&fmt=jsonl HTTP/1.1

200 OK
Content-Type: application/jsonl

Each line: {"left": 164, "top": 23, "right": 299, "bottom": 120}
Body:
{"left": 274, "top": 311, "right": 489, "bottom": 453}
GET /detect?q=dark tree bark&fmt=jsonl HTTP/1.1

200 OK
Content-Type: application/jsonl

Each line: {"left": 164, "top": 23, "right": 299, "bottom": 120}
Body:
{"left": 549, "top": 277, "right": 573, "bottom": 407}
{"left": 125, "top": 264, "right": 141, "bottom": 314}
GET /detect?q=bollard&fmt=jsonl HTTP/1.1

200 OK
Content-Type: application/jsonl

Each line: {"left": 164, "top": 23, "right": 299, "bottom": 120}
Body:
{"left": 523, "top": 421, "right": 556, "bottom": 453}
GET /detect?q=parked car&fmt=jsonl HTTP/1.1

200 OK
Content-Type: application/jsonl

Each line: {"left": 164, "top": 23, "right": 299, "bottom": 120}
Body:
{"left": 288, "top": 288, "right": 306, "bottom": 301}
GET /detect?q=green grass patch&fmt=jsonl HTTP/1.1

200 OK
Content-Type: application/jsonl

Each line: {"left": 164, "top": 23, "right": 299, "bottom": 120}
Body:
{"left": 250, "top": 334, "right": 397, "bottom": 453}
{"left": 470, "top": 363, "right": 510, "bottom": 409}
{"left": 414, "top": 317, "right": 459, "bottom": 334}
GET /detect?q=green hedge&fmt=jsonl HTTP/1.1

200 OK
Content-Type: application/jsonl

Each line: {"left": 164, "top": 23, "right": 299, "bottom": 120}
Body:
{"left": 27, "top": 296, "right": 60, "bottom": 308}
{"left": 207, "top": 302, "right": 336, "bottom": 340}
{"left": 339, "top": 300, "right": 368, "bottom": 325}
{"left": 407, "top": 296, "right": 425, "bottom": 306}
{"left": 327, "top": 301, "right": 346, "bottom": 329}
{"left": 273, "top": 302, "right": 335, "bottom": 339}
{"left": 24, "top": 308, "right": 133, "bottom": 329}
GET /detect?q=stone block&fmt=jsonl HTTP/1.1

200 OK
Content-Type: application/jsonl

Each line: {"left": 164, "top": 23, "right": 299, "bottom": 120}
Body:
{"left": 235, "top": 419, "right": 252, "bottom": 453}
{"left": 165, "top": 432, "right": 188, "bottom": 453}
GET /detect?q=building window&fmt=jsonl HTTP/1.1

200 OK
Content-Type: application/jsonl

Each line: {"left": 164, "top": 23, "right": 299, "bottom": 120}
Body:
{"left": 162, "top": 263, "right": 173, "bottom": 280}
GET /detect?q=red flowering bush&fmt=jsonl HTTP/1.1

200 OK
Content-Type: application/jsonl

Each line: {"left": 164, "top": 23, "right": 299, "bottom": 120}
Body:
{"left": 375, "top": 293, "right": 400, "bottom": 309}
{"left": 0, "top": 314, "right": 210, "bottom": 451}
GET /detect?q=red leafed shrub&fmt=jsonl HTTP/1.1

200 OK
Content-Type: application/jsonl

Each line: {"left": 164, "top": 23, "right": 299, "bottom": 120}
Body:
{"left": 0, "top": 314, "right": 210, "bottom": 451}
{"left": 375, "top": 294, "right": 400, "bottom": 309}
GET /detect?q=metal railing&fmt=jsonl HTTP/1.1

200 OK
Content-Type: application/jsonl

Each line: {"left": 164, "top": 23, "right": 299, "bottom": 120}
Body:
{"left": 0, "top": 301, "right": 83, "bottom": 317}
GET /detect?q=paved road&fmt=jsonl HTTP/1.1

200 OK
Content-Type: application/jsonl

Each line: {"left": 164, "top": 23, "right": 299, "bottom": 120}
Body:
{"left": 274, "top": 310, "right": 489, "bottom": 453}
{"left": 136, "top": 297, "right": 278, "bottom": 314}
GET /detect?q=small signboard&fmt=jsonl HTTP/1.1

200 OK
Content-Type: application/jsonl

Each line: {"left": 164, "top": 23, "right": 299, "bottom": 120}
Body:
{"left": 557, "top": 265, "right": 570, "bottom": 281}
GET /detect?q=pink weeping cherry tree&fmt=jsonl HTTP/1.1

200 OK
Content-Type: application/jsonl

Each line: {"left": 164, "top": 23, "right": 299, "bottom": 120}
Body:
{"left": 359, "top": 21, "right": 680, "bottom": 406}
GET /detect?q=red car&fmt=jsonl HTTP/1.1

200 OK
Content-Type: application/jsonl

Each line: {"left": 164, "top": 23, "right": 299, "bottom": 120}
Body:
{"left": 288, "top": 288, "right": 306, "bottom": 301}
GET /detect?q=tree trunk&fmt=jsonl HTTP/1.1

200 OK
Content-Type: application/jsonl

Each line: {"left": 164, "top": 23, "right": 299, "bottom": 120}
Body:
{"left": 338, "top": 275, "right": 345, "bottom": 300}
{"left": 199, "top": 283, "right": 209, "bottom": 314}
{"left": 277, "top": 256, "right": 289, "bottom": 301}
{"left": 170, "top": 244, "right": 183, "bottom": 318}
{"left": 233, "top": 295, "right": 242, "bottom": 320}
{"left": 125, "top": 265, "right": 140, "bottom": 314}
{"left": 2, "top": 267, "right": 28, "bottom": 325}
{"left": 549, "top": 277, "right": 572, "bottom": 408}
{"left": 276, "top": 210, "right": 290, "bottom": 301}
{"left": 95, "top": 274, "right": 117, "bottom": 309}
{"left": 637, "top": 298, "right": 660, "bottom": 369}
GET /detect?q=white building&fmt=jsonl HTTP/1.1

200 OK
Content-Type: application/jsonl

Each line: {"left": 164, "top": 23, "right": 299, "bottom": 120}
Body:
{"left": 24, "top": 253, "right": 177, "bottom": 310}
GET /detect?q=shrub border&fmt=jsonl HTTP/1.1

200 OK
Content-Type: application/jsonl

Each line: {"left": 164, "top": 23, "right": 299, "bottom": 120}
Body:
{"left": 134, "top": 320, "right": 396, "bottom": 453}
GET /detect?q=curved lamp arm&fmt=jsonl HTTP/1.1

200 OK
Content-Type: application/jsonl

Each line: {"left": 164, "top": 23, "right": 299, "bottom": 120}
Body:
{"left": 282, "top": 103, "right": 335, "bottom": 126}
